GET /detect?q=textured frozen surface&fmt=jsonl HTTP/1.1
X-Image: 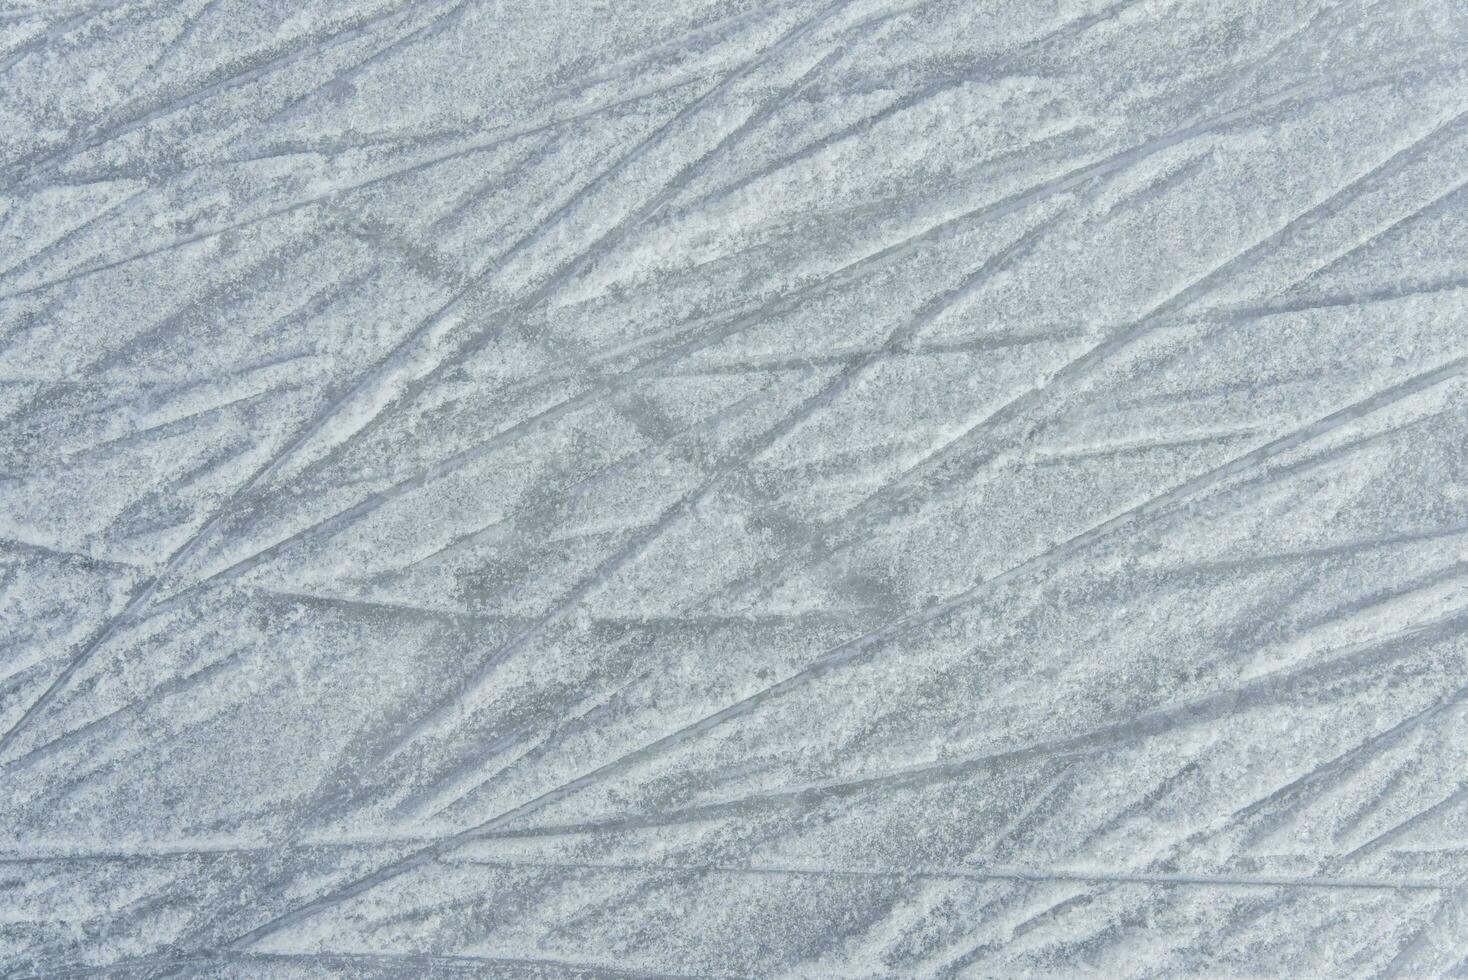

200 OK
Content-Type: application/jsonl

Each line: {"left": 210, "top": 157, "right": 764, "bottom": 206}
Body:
{"left": 3, "top": 0, "right": 1468, "bottom": 976}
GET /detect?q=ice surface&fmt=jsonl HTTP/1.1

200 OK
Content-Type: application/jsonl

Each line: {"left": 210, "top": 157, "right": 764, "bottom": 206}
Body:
{"left": 3, "top": 0, "right": 1468, "bottom": 976}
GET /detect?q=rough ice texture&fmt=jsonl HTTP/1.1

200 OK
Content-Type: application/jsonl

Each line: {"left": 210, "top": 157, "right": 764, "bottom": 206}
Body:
{"left": 2, "top": 0, "right": 1468, "bottom": 977}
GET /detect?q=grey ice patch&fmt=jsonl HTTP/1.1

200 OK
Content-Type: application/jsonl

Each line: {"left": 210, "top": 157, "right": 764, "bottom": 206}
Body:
{"left": 4, "top": 0, "right": 1468, "bottom": 976}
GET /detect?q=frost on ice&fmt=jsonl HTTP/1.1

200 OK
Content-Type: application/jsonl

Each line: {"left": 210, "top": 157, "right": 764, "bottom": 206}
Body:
{"left": 3, "top": 0, "right": 1468, "bottom": 976}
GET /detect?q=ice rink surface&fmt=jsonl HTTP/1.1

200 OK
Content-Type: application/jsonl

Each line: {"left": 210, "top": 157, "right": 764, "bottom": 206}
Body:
{"left": 3, "top": 0, "right": 1468, "bottom": 975}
